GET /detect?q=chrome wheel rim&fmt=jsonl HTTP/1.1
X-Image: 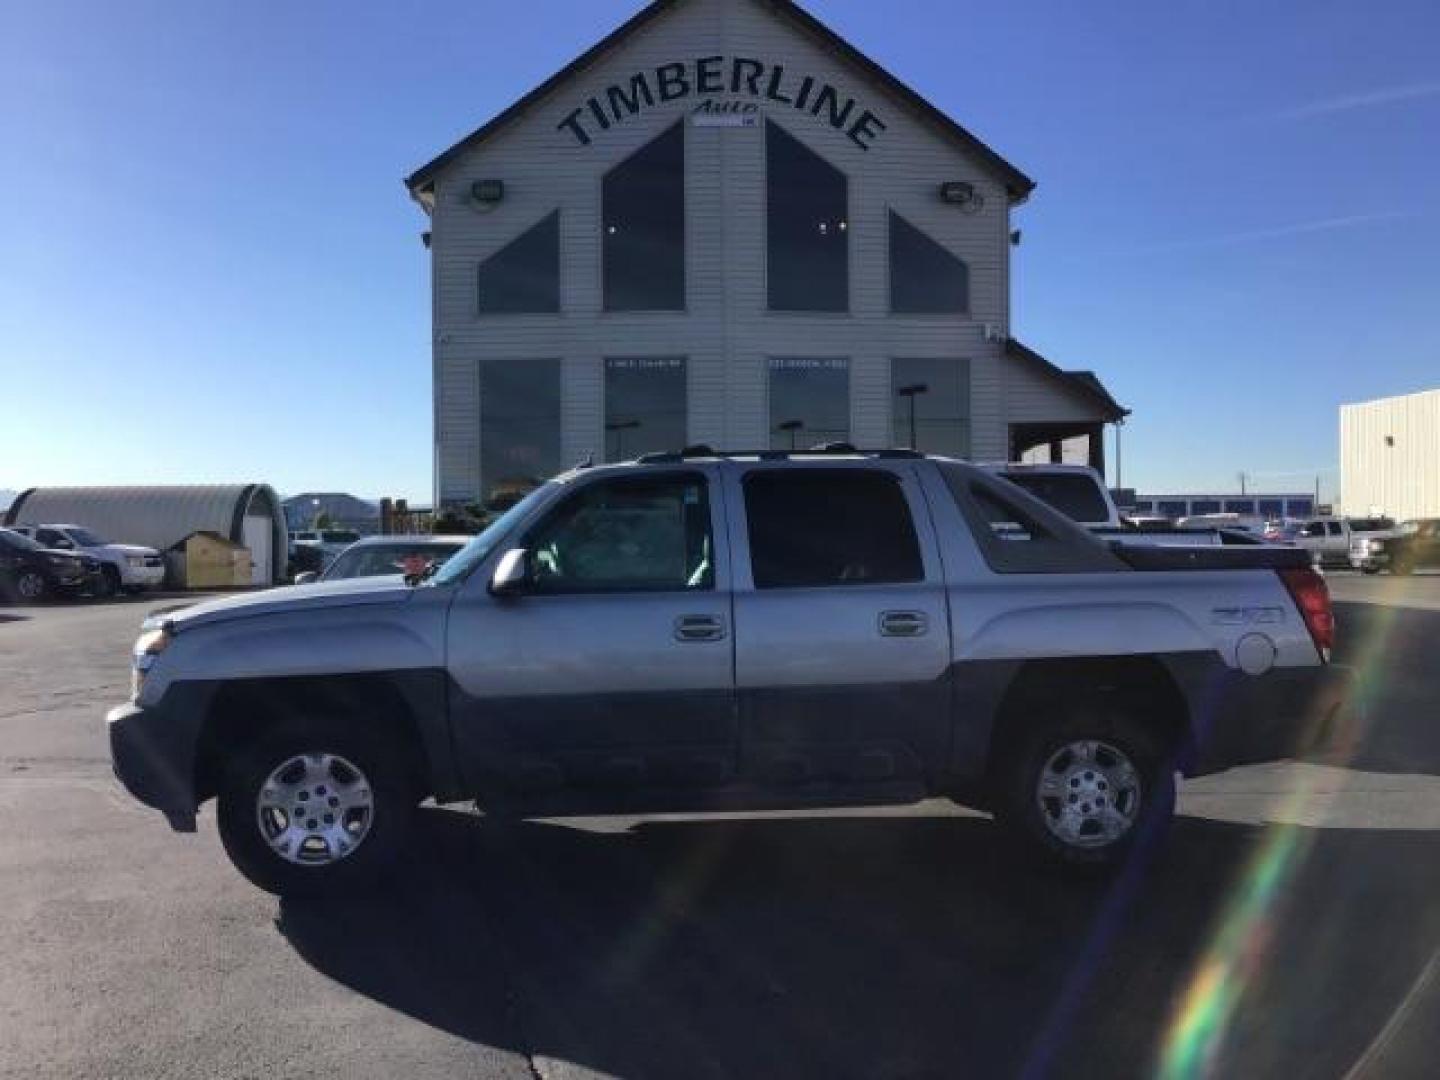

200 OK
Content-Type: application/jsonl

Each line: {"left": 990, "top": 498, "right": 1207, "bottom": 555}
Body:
{"left": 256, "top": 752, "right": 374, "bottom": 866}
{"left": 16, "top": 572, "right": 43, "bottom": 600}
{"left": 1035, "top": 739, "right": 1142, "bottom": 849}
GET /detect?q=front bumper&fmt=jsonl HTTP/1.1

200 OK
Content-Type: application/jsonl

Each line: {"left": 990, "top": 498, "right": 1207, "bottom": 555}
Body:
{"left": 107, "top": 693, "right": 206, "bottom": 832}
{"left": 1186, "top": 663, "right": 1356, "bottom": 776}
{"left": 120, "top": 563, "right": 167, "bottom": 588}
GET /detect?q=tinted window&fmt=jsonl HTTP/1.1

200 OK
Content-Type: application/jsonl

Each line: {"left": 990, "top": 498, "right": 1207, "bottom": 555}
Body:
{"left": 603, "top": 123, "right": 685, "bottom": 311}
{"left": 1287, "top": 499, "right": 1314, "bottom": 517}
{"left": 766, "top": 121, "right": 848, "bottom": 311}
{"left": 1158, "top": 501, "right": 1188, "bottom": 517}
{"left": 769, "top": 358, "right": 849, "bottom": 449}
{"left": 481, "top": 359, "right": 561, "bottom": 508}
{"left": 1000, "top": 472, "right": 1109, "bottom": 524}
{"left": 889, "top": 211, "right": 969, "bottom": 313}
{"left": 1258, "top": 499, "right": 1284, "bottom": 517}
{"left": 604, "top": 357, "right": 687, "bottom": 460}
{"left": 744, "top": 470, "right": 922, "bottom": 588}
{"left": 525, "top": 475, "right": 712, "bottom": 593}
{"left": 1300, "top": 521, "right": 1326, "bottom": 537}
{"left": 37, "top": 528, "right": 67, "bottom": 547}
{"left": 1224, "top": 500, "right": 1256, "bottom": 514}
{"left": 1191, "top": 500, "right": 1221, "bottom": 515}
{"left": 1347, "top": 517, "right": 1394, "bottom": 531}
{"left": 477, "top": 211, "right": 560, "bottom": 314}
{"left": 891, "top": 358, "right": 970, "bottom": 455}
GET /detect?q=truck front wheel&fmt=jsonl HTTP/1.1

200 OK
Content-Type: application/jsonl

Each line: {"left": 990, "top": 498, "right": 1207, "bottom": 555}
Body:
{"left": 994, "top": 706, "right": 1176, "bottom": 869}
{"left": 217, "top": 719, "right": 418, "bottom": 896}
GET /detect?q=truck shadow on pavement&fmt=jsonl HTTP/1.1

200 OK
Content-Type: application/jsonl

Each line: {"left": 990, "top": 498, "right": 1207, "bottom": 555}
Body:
{"left": 278, "top": 807, "right": 1440, "bottom": 1079}
{"left": 1328, "top": 601, "right": 1440, "bottom": 775}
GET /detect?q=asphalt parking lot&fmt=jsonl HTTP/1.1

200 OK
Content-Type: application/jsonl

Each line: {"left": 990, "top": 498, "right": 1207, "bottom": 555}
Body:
{"left": 2, "top": 575, "right": 1438, "bottom": 1079}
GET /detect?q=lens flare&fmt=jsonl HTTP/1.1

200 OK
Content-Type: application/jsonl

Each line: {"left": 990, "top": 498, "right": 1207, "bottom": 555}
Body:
{"left": 1157, "top": 574, "right": 1397, "bottom": 1078}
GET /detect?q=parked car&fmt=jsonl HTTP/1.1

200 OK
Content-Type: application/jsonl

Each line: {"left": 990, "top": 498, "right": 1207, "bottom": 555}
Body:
{"left": 0, "top": 527, "right": 103, "bottom": 603}
{"left": 985, "top": 465, "right": 1245, "bottom": 547}
{"left": 1346, "top": 517, "right": 1400, "bottom": 571}
{"left": 290, "top": 529, "right": 363, "bottom": 565}
{"left": 300, "top": 535, "right": 468, "bottom": 584}
{"left": 7, "top": 523, "right": 164, "bottom": 596}
{"left": 1356, "top": 518, "right": 1440, "bottom": 575}
{"left": 286, "top": 541, "right": 326, "bottom": 583}
{"left": 1291, "top": 518, "right": 1351, "bottom": 567}
{"left": 108, "top": 449, "right": 1350, "bottom": 896}
{"left": 1176, "top": 512, "right": 1266, "bottom": 538}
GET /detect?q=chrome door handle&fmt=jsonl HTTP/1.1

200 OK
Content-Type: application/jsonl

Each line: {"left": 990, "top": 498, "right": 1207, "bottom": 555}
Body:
{"left": 878, "top": 610, "right": 928, "bottom": 637}
{"left": 674, "top": 614, "right": 726, "bottom": 642}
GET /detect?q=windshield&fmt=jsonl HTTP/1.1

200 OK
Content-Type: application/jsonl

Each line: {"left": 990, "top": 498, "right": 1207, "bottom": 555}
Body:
{"left": 321, "top": 541, "right": 464, "bottom": 581}
{"left": 1000, "top": 473, "right": 1110, "bottom": 524}
{"left": 66, "top": 527, "right": 107, "bottom": 546}
{"left": 0, "top": 529, "right": 42, "bottom": 552}
{"left": 426, "top": 484, "right": 557, "bottom": 587}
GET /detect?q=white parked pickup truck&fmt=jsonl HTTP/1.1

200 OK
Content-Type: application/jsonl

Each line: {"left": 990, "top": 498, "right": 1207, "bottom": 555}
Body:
{"left": 10, "top": 523, "right": 165, "bottom": 596}
{"left": 109, "top": 449, "right": 1351, "bottom": 896}
{"left": 983, "top": 464, "right": 1242, "bottom": 547}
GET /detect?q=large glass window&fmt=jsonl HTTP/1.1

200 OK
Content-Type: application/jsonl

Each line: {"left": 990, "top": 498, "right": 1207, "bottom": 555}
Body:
{"left": 524, "top": 475, "right": 713, "bottom": 593}
{"left": 603, "top": 122, "right": 685, "bottom": 310}
{"left": 477, "top": 211, "right": 560, "bottom": 314}
{"left": 604, "top": 357, "right": 687, "bottom": 460}
{"left": 743, "top": 470, "right": 923, "bottom": 588}
{"left": 480, "top": 359, "right": 561, "bottom": 508}
{"left": 766, "top": 121, "right": 848, "bottom": 312}
{"left": 889, "top": 211, "right": 969, "bottom": 314}
{"left": 891, "top": 358, "right": 970, "bottom": 455}
{"left": 768, "top": 358, "right": 849, "bottom": 450}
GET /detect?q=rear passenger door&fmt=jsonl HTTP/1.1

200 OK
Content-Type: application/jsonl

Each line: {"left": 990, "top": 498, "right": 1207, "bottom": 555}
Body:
{"left": 726, "top": 464, "right": 952, "bottom": 785}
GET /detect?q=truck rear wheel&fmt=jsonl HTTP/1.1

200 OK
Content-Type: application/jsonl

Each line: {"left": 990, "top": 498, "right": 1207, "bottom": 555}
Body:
{"left": 994, "top": 705, "right": 1176, "bottom": 869}
{"left": 216, "top": 719, "right": 417, "bottom": 896}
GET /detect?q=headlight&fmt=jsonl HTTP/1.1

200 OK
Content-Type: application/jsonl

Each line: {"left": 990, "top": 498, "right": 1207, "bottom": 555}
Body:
{"left": 1367, "top": 539, "right": 1384, "bottom": 553}
{"left": 131, "top": 625, "right": 174, "bottom": 700}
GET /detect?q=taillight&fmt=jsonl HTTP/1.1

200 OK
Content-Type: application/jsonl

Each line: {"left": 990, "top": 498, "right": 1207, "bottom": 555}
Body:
{"left": 1279, "top": 567, "right": 1335, "bottom": 658}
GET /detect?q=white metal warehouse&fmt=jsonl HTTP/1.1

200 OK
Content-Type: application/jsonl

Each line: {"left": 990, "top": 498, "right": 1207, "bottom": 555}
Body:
{"left": 407, "top": 0, "right": 1128, "bottom": 509}
{"left": 1341, "top": 388, "right": 1440, "bottom": 521}
{"left": 3, "top": 485, "right": 287, "bottom": 586}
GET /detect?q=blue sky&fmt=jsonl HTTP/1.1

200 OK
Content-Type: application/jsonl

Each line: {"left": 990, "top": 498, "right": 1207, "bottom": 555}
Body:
{"left": 2, "top": 0, "right": 1436, "bottom": 503}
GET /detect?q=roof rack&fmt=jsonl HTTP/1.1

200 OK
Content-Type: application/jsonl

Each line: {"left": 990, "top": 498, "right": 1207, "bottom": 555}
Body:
{"left": 634, "top": 445, "right": 925, "bottom": 465}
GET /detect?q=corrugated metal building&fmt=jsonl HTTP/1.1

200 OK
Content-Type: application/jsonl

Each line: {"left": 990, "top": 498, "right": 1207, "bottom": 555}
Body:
{"left": 407, "top": 0, "right": 1128, "bottom": 509}
{"left": 2, "top": 485, "right": 287, "bottom": 586}
{"left": 1340, "top": 388, "right": 1440, "bottom": 521}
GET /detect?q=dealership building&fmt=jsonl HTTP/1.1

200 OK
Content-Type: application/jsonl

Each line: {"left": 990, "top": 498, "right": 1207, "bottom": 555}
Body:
{"left": 408, "top": 0, "right": 1128, "bottom": 508}
{"left": 1341, "top": 388, "right": 1440, "bottom": 521}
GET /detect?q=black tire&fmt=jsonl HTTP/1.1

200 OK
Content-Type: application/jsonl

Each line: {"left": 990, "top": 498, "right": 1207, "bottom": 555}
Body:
{"left": 993, "top": 703, "right": 1176, "bottom": 870}
{"left": 15, "top": 571, "right": 47, "bottom": 604}
{"left": 96, "top": 566, "right": 121, "bottom": 599}
{"left": 1362, "top": 567, "right": 1380, "bottom": 576}
{"left": 217, "top": 718, "right": 418, "bottom": 897}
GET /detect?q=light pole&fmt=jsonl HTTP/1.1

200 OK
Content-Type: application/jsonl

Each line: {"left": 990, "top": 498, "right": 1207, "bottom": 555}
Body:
{"left": 896, "top": 383, "right": 929, "bottom": 450}
{"left": 776, "top": 419, "right": 805, "bottom": 451}
{"left": 605, "top": 418, "right": 641, "bottom": 460}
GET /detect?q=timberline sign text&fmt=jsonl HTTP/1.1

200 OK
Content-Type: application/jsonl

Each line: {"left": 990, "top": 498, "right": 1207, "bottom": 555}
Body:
{"left": 558, "top": 56, "right": 887, "bottom": 150}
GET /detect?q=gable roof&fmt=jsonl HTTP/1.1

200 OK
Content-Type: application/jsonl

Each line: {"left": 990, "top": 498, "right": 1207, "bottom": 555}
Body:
{"left": 405, "top": 0, "right": 1034, "bottom": 204}
{"left": 1006, "top": 339, "right": 1130, "bottom": 422}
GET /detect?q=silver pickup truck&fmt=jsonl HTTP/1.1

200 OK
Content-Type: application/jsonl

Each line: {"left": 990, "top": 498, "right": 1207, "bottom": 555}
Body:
{"left": 109, "top": 450, "right": 1351, "bottom": 895}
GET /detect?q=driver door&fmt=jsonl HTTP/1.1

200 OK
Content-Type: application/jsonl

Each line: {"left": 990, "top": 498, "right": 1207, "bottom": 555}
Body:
{"left": 445, "top": 468, "right": 736, "bottom": 795}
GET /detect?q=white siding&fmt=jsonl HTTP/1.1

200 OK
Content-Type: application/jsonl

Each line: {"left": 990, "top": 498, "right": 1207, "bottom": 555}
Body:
{"left": 1007, "top": 358, "right": 1105, "bottom": 424}
{"left": 1340, "top": 389, "right": 1440, "bottom": 520}
{"left": 423, "top": 0, "right": 1098, "bottom": 501}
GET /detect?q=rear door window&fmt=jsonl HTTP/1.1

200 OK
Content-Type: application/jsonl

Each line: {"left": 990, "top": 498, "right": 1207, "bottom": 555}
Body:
{"left": 742, "top": 470, "right": 923, "bottom": 588}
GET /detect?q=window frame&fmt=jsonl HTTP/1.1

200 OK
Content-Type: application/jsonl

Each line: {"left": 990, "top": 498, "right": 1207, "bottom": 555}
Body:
{"left": 886, "top": 208, "right": 971, "bottom": 316}
{"left": 475, "top": 210, "right": 562, "bottom": 316}
{"left": 478, "top": 357, "right": 563, "bottom": 510}
{"left": 766, "top": 356, "right": 852, "bottom": 451}
{"left": 763, "top": 119, "right": 851, "bottom": 315}
{"left": 516, "top": 469, "right": 720, "bottom": 596}
{"left": 602, "top": 356, "right": 690, "bottom": 462}
{"left": 735, "top": 465, "right": 930, "bottom": 591}
{"left": 600, "top": 120, "right": 688, "bottom": 313}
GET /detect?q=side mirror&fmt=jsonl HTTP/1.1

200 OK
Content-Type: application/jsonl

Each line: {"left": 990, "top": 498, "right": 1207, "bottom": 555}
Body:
{"left": 489, "top": 548, "right": 529, "bottom": 597}
{"left": 293, "top": 571, "right": 319, "bottom": 585}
